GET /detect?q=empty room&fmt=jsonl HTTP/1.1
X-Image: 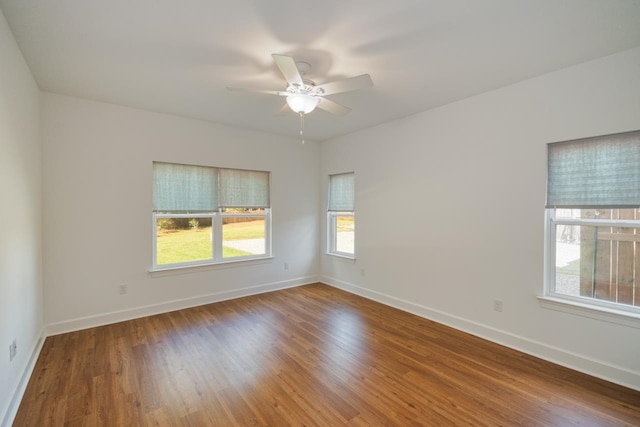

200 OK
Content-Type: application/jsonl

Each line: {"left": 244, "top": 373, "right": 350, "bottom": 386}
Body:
{"left": 2, "top": 1, "right": 640, "bottom": 425}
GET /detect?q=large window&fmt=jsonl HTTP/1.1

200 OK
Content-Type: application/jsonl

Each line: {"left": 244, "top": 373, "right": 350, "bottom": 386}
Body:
{"left": 328, "top": 172, "right": 355, "bottom": 257}
{"left": 152, "top": 162, "right": 270, "bottom": 269}
{"left": 545, "top": 130, "right": 640, "bottom": 315}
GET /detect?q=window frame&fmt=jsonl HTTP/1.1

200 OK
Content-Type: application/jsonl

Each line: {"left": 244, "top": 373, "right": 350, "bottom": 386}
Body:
{"left": 220, "top": 208, "right": 271, "bottom": 261}
{"left": 544, "top": 209, "right": 640, "bottom": 320}
{"left": 327, "top": 211, "right": 355, "bottom": 259}
{"left": 153, "top": 212, "right": 216, "bottom": 269}
{"left": 152, "top": 209, "right": 272, "bottom": 271}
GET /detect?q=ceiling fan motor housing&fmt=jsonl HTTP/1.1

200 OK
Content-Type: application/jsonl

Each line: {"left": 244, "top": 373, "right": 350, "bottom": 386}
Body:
{"left": 287, "top": 83, "right": 323, "bottom": 96}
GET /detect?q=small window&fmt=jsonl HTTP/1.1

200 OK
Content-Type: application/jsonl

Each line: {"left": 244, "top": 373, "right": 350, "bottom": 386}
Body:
{"left": 328, "top": 172, "right": 355, "bottom": 257}
{"left": 152, "top": 162, "right": 270, "bottom": 269}
{"left": 545, "top": 130, "right": 640, "bottom": 315}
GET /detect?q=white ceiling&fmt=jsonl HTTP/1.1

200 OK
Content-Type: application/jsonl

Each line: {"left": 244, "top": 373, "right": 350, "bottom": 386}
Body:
{"left": 2, "top": 0, "right": 640, "bottom": 141}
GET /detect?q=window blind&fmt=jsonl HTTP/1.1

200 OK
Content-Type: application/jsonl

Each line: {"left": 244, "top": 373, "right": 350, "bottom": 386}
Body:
{"left": 328, "top": 172, "right": 355, "bottom": 211}
{"left": 546, "top": 130, "right": 640, "bottom": 208}
{"left": 219, "top": 168, "right": 270, "bottom": 208}
{"left": 153, "top": 162, "right": 218, "bottom": 212}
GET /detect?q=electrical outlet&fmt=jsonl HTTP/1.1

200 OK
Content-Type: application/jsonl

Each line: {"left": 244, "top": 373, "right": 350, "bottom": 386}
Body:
{"left": 284, "top": 262, "right": 289, "bottom": 270}
{"left": 9, "top": 339, "right": 17, "bottom": 362}
{"left": 119, "top": 283, "right": 128, "bottom": 295}
{"left": 493, "top": 299, "right": 503, "bottom": 312}
{"left": 361, "top": 268, "right": 365, "bottom": 277}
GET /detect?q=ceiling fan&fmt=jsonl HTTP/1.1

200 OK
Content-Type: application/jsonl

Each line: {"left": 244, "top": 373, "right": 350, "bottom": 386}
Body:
{"left": 228, "top": 54, "right": 373, "bottom": 140}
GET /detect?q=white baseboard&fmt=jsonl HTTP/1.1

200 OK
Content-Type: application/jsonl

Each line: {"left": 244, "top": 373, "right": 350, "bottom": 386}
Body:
{"left": 46, "top": 276, "right": 318, "bottom": 336}
{"left": 320, "top": 275, "right": 640, "bottom": 392}
{"left": 1, "top": 329, "right": 45, "bottom": 427}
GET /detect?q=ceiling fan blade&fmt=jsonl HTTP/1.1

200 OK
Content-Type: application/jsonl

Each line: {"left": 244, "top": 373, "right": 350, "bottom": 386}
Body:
{"left": 227, "top": 87, "right": 287, "bottom": 96}
{"left": 272, "top": 54, "right": 304, "bottom": 86}
{"left": 317, "top": 97, "right": 351, "bottom": 115}
{"left": 275, "top": 103, "right": 291, "bottom": 116}
{"left": 316, "top": 74, "right": 373, "bottom": 96}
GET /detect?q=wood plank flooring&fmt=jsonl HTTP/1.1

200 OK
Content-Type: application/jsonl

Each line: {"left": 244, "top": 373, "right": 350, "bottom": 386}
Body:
{"left": 14, "top": 283, "right": 640, "bottom": 426}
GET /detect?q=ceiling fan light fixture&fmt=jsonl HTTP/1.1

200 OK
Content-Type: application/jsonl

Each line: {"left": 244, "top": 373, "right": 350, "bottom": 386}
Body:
{"left": 286, "top": 93, "right": 319, "bottom": 114}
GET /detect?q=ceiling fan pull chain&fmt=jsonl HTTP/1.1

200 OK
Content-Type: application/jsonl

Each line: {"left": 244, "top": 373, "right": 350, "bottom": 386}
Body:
{"left": 300, "top": 112, "right": 305, "bottom": 144}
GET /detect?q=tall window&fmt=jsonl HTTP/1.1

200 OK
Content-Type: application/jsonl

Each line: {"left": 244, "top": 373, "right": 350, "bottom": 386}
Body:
{"left": 545, "top": 130, "right": 640, "bottom": 315}
{"left": 152, "top": 162, "right": 270, "bottom": 269}
{"left": 328, "top": 172, "right": 355, "bottom": 257}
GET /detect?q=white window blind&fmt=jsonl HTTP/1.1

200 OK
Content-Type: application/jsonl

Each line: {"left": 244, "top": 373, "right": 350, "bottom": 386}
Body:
{"left": 546, "top": 130, "right": 640, "bottom": 208}
{"left": 153, "top": 162, "right": 218, "bottom": 212}
{"left": 328, "top": 172, "right": 355, "bottom": 212}
{"left": 219, "top": 168, "right": 270, "bottom": 208}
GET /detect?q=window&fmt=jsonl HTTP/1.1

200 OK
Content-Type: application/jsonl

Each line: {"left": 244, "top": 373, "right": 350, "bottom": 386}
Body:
{"left": 545, "top": 130, "right": 640, "bottom": 316}
{"left": 152, "top": 162, "right": 270, "bottom": 269}
{"left": 328, "top": 172, "right": 355, "bottom": 257}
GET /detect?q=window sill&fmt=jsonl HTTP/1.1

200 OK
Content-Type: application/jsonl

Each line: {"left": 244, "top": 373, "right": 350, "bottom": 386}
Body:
{"left": 150, "top": 256, "right": 273, "bottom": 275}
{"left": 537, "top": 295, "right": 640, "bottom": 329}
{"left": 325, "top": 252, "right": 356, "bottom": 262}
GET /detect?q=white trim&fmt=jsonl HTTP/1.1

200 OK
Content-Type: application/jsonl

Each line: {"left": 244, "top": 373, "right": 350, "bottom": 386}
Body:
{"left": 538, "top": 295, "right": 640, "bottom": 329}
{"left": 1, "top": 329, "right": 45, "bottom": 427}
{"left": 45, "top": 276, "right": 318, "bottom": 336}
{"left": 543, "top": 209, "right": 555, "bottom": 296}
{"left": 264, "top": 210, "right": 272, "bottom": 256}
{"left": 321, "top": 275, "right": 640, "bottom": 392}
{"left": 324, "top": 252, "right": 356, "bottom": 262}
{"left": 150, "top": 255, "right": 273, "bottom": 273}
{"left": 327, "top": 211, "right": 336, "bottom": 253}
{"left": 553, "top": 217, "right": 640, "bottom": 227}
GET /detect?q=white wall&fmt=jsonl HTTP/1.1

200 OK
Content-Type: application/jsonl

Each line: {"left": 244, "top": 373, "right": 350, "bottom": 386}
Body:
{"left": 0, "top": 9, "right": 43, "bottom": 426}
{"left": 3, "top": 11, "right": 638, "bottom": 422}
{"left": 321, "top": 47, "right": 640, "bottom": 390}
{"left": 42, "top": 93, "right": 320, "bottom": 332}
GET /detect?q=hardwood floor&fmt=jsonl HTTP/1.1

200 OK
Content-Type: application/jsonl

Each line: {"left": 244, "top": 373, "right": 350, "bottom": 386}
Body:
{"left": 14, "top": 283, "right": 640, "bottom": 426}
